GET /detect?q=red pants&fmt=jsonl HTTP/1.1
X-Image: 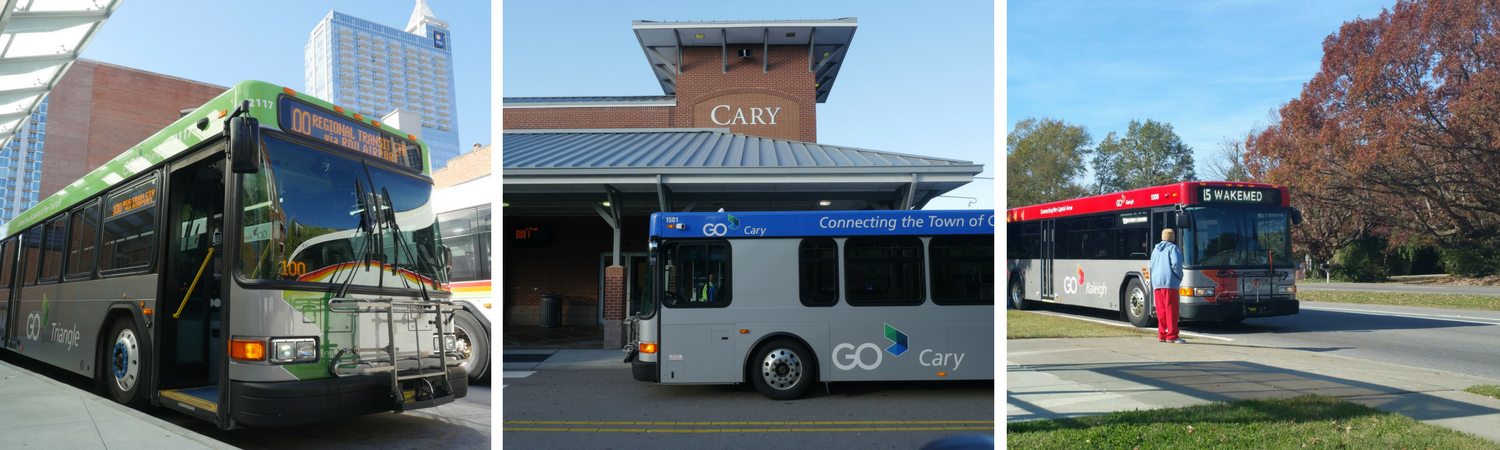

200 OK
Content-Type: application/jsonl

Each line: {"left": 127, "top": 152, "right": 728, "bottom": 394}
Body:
{"left": 1154, "top": 288, "right": 1180, "bottom": 340}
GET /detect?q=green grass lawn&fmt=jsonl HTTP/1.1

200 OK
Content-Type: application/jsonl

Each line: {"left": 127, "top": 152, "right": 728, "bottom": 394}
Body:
{"left": 1009, "top": 395, "right": 1497, "bottom": 449}
{"left": 1007, "top": 310, "right": 1153, "bottom": 339}
{"left": 1465, "top": 385, "right": 1500, "bottom": 401}
{"left": 1300, "top": 290, "right": 1500, "bottom": 311}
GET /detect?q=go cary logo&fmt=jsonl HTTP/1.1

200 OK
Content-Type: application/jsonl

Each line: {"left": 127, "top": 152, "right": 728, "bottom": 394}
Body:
{"left": 832, "top": 323, "right": 966, "bottom": 371}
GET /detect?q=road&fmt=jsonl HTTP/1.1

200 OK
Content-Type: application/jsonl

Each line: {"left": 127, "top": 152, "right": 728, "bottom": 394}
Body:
{"left": 1027, "top": 300, "right": 1500, "bottom": 381}
{"left": 1, "top": 352, "right": 491, "bottom": 450}
{"left": 1300, "top": 282, "right": 1500, "bottom": 296}
{"left": 501, "top": 350, "right": 994, "bottom": 450}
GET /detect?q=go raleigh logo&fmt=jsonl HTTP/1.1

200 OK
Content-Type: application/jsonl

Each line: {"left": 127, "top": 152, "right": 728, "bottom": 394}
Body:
{"left": 832, "top": 323, "right": 966, "bottom": 371}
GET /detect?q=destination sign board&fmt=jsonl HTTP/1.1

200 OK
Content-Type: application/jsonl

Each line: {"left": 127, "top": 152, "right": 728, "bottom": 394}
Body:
{"left": 277, "top": 96, "right": 423, "bottom": 172}
{"left": 1197, "top": 186, "right": 1281, "bottom": 205}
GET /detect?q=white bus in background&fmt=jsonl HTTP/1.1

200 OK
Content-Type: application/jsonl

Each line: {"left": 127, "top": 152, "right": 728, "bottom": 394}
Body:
{"left": 433, "top": 174, "right": 493, "bottom": 381}
{"left": 624, "top": 210, "right": 995, "bottom": 399}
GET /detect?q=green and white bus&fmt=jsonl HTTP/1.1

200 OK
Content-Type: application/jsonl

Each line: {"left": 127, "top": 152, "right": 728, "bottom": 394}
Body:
{"left": 0, "top": 81, "right": 468, "bottom": 429}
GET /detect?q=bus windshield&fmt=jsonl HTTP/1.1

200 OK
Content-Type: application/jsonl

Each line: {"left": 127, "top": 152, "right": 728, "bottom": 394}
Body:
{"left": 1184, "top": 206, "right": 1292, "bottom": 268}
{"left": 237, "top": 134, "right": 447, "bottom": 288}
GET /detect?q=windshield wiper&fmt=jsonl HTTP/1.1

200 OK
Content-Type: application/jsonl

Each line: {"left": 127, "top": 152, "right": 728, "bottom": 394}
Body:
{"left": 336, "top": 178, "right": 378, "bottom": 299}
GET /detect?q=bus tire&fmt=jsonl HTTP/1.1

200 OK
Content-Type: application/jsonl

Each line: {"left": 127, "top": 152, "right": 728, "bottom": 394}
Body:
{"left": 103, "top": 317, "right": 148, "bottom": 406}
{"left": 453, "top": 310, "right": 490, "bottom": 382}
{"left": 750, "top": 338, "right": 813, "bottom": 400}
{"left": 1124, "top": 278, "right": 1156, "bottom": 328}
{"left": 1009, "top": 277, "right": 1030, "bottom": 310}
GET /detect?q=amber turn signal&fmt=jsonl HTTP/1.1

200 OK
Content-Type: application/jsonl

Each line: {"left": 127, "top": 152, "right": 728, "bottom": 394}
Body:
{"left": 230, "top": 339, "right": 266, "bottom": 361}
{"left": 640, "top": 342, "right": 657, "bottom": 354}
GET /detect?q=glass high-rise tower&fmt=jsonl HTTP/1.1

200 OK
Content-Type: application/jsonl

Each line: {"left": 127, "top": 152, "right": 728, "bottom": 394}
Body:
{"left": 305, "top": 0, "right": 461, "bottom": 169}
{"left": 0, "top": 97, "right": 46, "bottom": 226}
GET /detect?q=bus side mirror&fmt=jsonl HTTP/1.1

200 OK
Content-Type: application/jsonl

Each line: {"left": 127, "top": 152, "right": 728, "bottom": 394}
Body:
{"left": 229, "top": 116, "right": 261, "bottom": 174}
{"left": 440, "top": 245, "right": 452, "bottom": 271}
{"left": 1291, "top": 207, "right": 1303, "bottom": 226}
{"left": 1175, "top": 213, "right": 1190, "bottom": 230}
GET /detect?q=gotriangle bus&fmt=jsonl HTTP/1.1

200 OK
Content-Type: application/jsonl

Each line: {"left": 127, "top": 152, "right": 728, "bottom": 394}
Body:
{"left": 624, "top": 210, "right": 995, "bottom": 400}
{"left": 0, "top": 80, "right": 470, "bottom": 429}
{"left": 1006, "top": 182, "right": 1303, "bottom": 327}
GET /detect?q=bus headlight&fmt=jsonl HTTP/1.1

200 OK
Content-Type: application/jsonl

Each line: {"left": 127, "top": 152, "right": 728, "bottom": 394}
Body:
{"left": 268, "top": 338, "right": 318, "bottom": 363}
{"left": 1278, "top": 285, "right": 1296, "bottom": 294}
{"left": 1179, "top": 287, "right": 1215, "bottom": 297}
{"left": 435, "top": 334, "right": 457, "bottom": 352}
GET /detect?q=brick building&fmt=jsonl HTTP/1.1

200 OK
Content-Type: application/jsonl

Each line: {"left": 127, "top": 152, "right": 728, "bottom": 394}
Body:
{"left": 433, "top": 143, "right": 490, "bottom": 189}
{"left": 502, "top": 19, "right": 984, "bottom": 348}
{"left": 38, "top": 59, "right": 225, "bottom": 216}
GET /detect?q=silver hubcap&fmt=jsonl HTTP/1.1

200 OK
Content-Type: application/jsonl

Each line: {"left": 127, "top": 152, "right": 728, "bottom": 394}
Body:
{"left": 1010, "top": 282, "right": 1023, "bottom": 307}
{"left": 453, "top": 324, "right": 475, "bottom": 369}
{"left": 1128, "top": 287, "right": 1147, "bottom": 319}
{"left": 112, "top": 328, "right": 140, "bottom": 392}
{"left": 760, "top": 348, "right": 802, "bottom": 391}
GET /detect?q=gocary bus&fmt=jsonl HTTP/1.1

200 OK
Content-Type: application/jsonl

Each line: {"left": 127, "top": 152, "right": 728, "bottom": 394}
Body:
{"left": 0, "top": 81, "right": 477, "bottom": 429}
{"left": 624, "top": 210, "right": 995, "bottom": 400}
{"left": 1006, "top": 181, "right": 1304, "bottom": 327}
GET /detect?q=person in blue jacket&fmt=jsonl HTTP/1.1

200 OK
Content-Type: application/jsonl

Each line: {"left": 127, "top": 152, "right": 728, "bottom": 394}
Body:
{"left": 1149, "top": 228, "right": 1185, "bottom": 343}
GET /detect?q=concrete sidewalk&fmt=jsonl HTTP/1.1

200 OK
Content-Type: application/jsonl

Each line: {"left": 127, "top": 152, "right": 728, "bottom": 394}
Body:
{"left": 1008, "top": 337, "right": 1500, "bottom": 444}
{"left": 0, "top": 359, "right": 234, "bottom": 450}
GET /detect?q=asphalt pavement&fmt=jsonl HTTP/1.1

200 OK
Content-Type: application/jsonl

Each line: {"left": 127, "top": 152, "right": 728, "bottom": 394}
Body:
{"left": 502, "top": 349, "right": 995, "bottom": 450}
{"left": 1007, "top": 336, "right": 1500, "bottom": 444}
{"left": 1300, "top": 281, "right": 1500, "bottom": 296}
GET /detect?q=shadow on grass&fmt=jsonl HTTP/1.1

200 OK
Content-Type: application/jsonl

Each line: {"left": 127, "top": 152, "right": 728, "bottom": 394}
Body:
{"left": 1010, "top": 395, "right": 1378, "bottom": 433}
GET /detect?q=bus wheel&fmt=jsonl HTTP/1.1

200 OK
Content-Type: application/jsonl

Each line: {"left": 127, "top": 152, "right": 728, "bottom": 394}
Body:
{"left": 1009, "top": 278, "right": 1030, "bottom": 310}
{"left": 1124, "top": 279, "right": 1157, "bottom": 328}
{"left": 453, "top": 310, "right": 490, "bottom": 382}
{"left": 751, "top": 339, "right": 812, "bottom": 400}
{"left": 104, "top": 317, "right": 148, "bottom": 406}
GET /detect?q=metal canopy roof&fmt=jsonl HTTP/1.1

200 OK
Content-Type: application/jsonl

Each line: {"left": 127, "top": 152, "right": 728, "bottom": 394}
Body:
{"left": 632, "top": 18, "right": 857, "bottom": 103}
{"left": 0, "top": 0, "right": 120, "bottom": 143}
{"left": 502, "top": 128, "right": 982, "bottom": 215}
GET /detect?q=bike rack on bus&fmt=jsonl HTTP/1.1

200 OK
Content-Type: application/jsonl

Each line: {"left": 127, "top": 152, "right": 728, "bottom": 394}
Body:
{"left": 324, "top": 297, "right": 469, "bottom": 412}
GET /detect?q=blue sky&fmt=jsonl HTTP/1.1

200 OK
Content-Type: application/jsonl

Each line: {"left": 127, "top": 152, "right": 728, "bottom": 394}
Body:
{"left": 1008, "top": 0, "right": 1393, "bottom": 186}
{"left": 78, "top": 0, "right": 491, "bottom": 149}
{"left": 503, "top": 1, "right": 996, "bottom": 210}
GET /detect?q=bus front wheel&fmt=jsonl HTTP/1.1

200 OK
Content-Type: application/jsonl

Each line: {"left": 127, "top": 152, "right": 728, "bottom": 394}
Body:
{"left": 103, "top": 317, "right": 148, "bottom": 406}
{"left": 453, "top": 310, "right": 490, "bottom": 383}
{"left": 750, "top": 338, "right": 813, "bottom": 400}
{"left": 1124, "top": 279, "right": 1157, "bottom": 328}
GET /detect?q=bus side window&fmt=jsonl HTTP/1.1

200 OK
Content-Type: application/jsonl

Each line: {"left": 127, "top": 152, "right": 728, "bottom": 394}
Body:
{"left": 0, "top": 239, "right": 13, "bottom": 289}
{"left": 664, "top": 242, "right": 730, "bottom": 308}
{"left": 844, "top": 236, "right": 924, "bottom": 306}
{"left": 101, "top": 175, "right": 159, "bottom": 273}
{"left": 799, "top": 238, "right": 838, "bottom": 306}
{"left": 931, "top": 234, "right": 994, "bottom": 305}
{"left": 39, "top": 215, "right": 66, "bottom": 282}
{"left": 22, "top": 226, "right": 41, "bottom": 286}
{"left": 66, "top": 201, "right": 101, "bottom": 279}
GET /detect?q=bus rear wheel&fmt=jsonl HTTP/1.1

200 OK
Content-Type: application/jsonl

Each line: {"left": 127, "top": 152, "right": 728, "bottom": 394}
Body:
{"left": 453, "top": 310, "right": 490, "bottom": 383}
{"left": 1124, "top": 278, "right": 1157, "bottom": 328}
{"left": 750, "top": 338, "right": 812, "bottom": 400}
{"left": 1009, "top": 277, "right": 1030, "bottom": 310}
{"left": 103, "top": 317, "right": 148, "bottom": 406}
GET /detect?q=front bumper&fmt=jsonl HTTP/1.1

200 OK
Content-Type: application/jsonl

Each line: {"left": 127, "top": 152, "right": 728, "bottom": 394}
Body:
{"left": 1180, "top": 298, "right": 1299, "bottom": 321}
{"left": 230, "top": 366, "right": 468, "bottom": 428}
{"left": 632, "top": 359, "right": 658, "bottom": 382}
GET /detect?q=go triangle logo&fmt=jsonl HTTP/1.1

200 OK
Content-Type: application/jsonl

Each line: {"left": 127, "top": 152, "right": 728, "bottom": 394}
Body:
{"left": 884, "top": 323, "right": 908, "bottom": 356}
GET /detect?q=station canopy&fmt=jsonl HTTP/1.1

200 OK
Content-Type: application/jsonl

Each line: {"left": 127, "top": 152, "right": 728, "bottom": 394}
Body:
{"left": 632, "top": 18, "right": 857, "bottom": 103}
{"left": 0, "top": 0, "right": 119, "bottom": 144}
{"left": 502, "top": 128, "right": 983, "bottom": 217}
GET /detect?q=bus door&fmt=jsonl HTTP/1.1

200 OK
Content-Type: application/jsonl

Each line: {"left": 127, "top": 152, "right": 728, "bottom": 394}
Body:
{"left": 1040, "top": 219, "right": 1056, "bottom": 300}
{"left": 158, "top": 155, "right": 224, "bottom": 397}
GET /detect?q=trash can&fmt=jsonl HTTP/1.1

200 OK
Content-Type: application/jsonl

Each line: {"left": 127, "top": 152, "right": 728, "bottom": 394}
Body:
{"left": 539, "top": 293, "right": 562, "bottom": 328}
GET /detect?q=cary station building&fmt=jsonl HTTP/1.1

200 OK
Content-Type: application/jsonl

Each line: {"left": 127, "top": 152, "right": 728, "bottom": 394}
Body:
{"left": 502, "top": 18, "right": 986, "bottom": 349}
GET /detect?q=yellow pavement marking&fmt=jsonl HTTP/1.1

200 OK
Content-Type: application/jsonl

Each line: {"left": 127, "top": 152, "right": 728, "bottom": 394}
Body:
{"left": 505, "top": 426, "right": 995, "bottom": 433}
{"left": 505, "top": 420, "right": 993, "bottom": 425}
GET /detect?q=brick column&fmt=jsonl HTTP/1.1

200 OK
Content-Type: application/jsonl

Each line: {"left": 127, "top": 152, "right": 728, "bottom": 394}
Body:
{"left": 602, "top": 265, "right": 625, "bottom": 349}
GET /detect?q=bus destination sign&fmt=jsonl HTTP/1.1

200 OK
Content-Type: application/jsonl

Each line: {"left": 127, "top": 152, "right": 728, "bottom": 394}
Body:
{"left": 1198, "top": 186, "right": 1280, "bottom": 205}
{"left": 278, "top": 97, "right": 421, "bottom": 172}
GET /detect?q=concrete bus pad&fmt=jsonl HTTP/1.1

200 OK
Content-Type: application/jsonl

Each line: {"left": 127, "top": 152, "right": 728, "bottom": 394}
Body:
{"left": 1007, "top": 337, "right": 1500, "bottom": 444}
{"left": 0, "top": 359, "right": 234, "bottom": 450}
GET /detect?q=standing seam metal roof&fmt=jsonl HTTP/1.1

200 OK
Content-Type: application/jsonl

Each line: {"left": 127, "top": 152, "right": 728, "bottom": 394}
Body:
{"left": 503, "top": 129, "right": 972, "bottom": 169}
